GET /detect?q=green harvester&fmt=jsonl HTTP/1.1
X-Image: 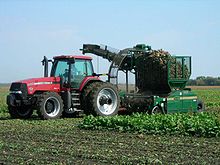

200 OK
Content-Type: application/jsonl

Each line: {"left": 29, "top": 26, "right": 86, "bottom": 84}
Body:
{"left": 82, "top": 44, "right": 203, "bottom": 114}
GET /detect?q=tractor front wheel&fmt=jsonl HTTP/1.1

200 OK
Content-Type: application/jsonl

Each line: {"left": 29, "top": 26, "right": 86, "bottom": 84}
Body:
{"left": 87, "top": 82, "right": 120, "bottom": 116}
{"left": 37, "top": 92, "right": 64, "bottom": 119}
{"left": 8, "top": 106, "right": 33, "bottom": 119}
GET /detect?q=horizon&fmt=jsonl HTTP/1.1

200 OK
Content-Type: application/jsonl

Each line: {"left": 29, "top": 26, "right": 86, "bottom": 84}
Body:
{"left": 1, "top": 0, "right": 220, "bottom": 83}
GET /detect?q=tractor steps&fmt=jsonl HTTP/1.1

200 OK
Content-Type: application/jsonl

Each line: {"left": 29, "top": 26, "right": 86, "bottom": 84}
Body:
{"left": 71, "top": 92, "right": 81, "bottom": 111}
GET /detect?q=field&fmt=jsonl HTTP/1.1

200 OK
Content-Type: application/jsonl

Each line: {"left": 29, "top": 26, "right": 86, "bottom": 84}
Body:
{"left": 0, "top": 86, "right": 220, "bottom": 164}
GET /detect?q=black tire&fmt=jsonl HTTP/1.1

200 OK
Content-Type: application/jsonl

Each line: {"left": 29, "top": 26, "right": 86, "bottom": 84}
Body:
{"left": 81, "top": 82, "right": 102, "bottom": 115}
{"left": 37, "top": 92, "right": 64, "bottom": 120}
{"left": 8, "top": 106, "right": 33, "bottom": 119}
{"left": 151, "top": 105, "right": 164, "bottom": 115}
{"left": 62, "top": 109, "right": 78, "bottom": 118}
{"left": 197, "top": 100, "right": 205, "bottom": 112}
{"left": 86, "top": 82, "right": 120, "bottom": 116}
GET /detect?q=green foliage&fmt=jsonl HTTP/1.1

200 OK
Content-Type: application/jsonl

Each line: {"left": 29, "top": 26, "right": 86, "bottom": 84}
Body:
{"left": 194, "top": 89, "right": 220, "bottom": 108}
{"left": 79, "top": 113, "right": 220, "bottom": 137}
{"left": 0, "top": 87, "right": 8, "bottom": 114}
{"left": 0, "top": 104, "right": 7, "bottom": 114}
{"left": 187, "top": 76, "right": 220, "bottom": 86}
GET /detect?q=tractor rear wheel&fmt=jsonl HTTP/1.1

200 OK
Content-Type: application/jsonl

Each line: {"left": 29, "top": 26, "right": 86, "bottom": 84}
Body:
{"left": 81, "top": 82, "right": 101, "bottom": 115}
{"left": 8, "top": 106, "right": 33, "bottom": 119}
{"left": 86, "top": 82, "right": 120, "bottom": 116}
{"left": 37, "top": 92, "right": 64, "bottom": 119}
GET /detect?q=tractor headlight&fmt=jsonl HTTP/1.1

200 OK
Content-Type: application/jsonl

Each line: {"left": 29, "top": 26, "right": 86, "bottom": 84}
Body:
{"left": 10, "top": 91, "right": 22, "bottom": 94}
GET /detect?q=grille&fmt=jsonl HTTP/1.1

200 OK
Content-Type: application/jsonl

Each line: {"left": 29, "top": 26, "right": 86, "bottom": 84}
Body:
{"left": 10, "top": 83, "right": 28, "bottom": 98}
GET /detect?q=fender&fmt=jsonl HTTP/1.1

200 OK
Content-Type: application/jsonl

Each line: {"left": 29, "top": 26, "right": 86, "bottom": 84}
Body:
{"left": 79, "top": 76, "right": 101, "bottom": 91}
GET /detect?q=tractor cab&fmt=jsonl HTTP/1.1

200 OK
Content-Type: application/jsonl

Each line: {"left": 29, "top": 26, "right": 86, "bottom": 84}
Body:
{"left": 43, "top": 55, "right": 95, "bottom": 89}
{"left": 51, "top": 56, "right": 94, "bottom": 88}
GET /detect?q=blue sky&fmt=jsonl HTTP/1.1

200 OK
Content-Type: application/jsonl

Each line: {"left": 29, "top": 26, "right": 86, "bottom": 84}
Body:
{"left": 0, "top": 0, "right": 220, "bottom": 83}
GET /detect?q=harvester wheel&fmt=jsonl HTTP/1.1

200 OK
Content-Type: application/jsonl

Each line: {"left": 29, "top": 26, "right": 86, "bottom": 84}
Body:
{"left": 87, "top": 82, "right": 120, "bottom": 116}
{"left": 151, "top": 105, "right": 163, "bottom": 114}
{"left": 197, "top": 100, "right": 205, "bottom": 112}
{"left": 8, "top": 106, "right": 33, "bottom": 119}
{"left": 37, "top": 92, "right": 64, "bottom": 119}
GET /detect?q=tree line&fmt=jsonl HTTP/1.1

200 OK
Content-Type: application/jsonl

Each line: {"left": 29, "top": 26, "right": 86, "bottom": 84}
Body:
{"left": 187, "top": 76, "right": 220, "bottom": 86}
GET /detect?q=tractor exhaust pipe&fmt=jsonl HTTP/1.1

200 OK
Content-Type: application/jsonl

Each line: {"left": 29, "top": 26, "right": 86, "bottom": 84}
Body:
{"left": 68, "top": 61, "right": 72, "bottom": 87}
{"left": 42, "top": 56, "right": 48, "bottom": 77}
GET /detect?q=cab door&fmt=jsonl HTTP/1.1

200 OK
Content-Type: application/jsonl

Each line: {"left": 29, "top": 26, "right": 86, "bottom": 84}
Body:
{"left": 71, "top": 59, "right": 86, "bottom": 88}
{"left": 71, "top": 59, "right": 94, "bottom": 88}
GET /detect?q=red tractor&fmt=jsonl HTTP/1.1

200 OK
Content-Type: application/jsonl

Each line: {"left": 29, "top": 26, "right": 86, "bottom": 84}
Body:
{"left": 7, "top": 55, "right": 120, "bottom": 119}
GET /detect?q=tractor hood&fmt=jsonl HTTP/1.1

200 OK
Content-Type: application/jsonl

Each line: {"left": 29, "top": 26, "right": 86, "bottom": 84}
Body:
{"left": 10, "top": 77, "right": 61, "bottom": 95}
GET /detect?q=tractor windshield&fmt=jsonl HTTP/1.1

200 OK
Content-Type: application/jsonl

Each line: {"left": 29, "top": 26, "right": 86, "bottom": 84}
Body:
{"left": 52, "top": 59, "right": 94, "bottom": 88}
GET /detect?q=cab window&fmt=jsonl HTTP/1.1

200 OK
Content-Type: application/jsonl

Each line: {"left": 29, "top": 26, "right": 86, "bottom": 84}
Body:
{"left": 86, "top": 60, "right": 94, "bottom": 76}
{"left": 54, "top": 61, "right": 69, "bottom": 78}
{"left": 71, "top": 59, "right": 94, "bottom": 88}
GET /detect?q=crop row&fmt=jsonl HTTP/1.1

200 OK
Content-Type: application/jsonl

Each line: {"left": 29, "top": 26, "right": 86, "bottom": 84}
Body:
{"left": 79, "top": 113, "right": 220, "bottom": 137}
